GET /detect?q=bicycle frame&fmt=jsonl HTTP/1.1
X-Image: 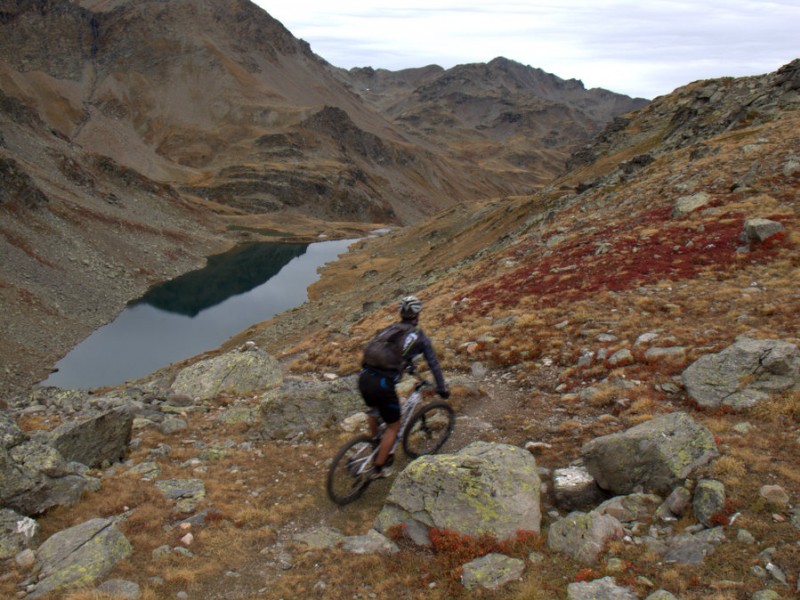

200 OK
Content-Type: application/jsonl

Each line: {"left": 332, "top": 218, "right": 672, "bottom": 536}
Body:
{"left": 352, "top": 377, "right": 430, "bottom": 477}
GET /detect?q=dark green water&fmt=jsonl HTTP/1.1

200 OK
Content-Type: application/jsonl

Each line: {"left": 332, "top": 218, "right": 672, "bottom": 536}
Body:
{"left": 43, "top": 238, "right": 355, "bottom": 389}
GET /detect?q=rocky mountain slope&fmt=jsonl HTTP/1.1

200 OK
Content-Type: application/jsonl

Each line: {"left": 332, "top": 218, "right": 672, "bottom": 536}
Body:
{"left": 339, "top": 57, "right": 647, "bottom": 189}
{"left": 0, "top": 0, "right": 644, "bottom": 396}
{"left": 1, "top": 60, "right": 797, "bottom": 600}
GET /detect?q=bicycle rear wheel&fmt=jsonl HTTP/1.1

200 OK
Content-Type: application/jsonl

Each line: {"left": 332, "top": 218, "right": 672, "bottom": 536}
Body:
{"left": 403, "top": 401, "right": 455, "bottom": 458}
{"left": 326, "top": 434, "right": 377, "bottom": 505}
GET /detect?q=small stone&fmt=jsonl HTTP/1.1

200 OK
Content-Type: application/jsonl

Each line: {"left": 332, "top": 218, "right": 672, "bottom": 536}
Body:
{"left": 181, "top": 533, "right": 194, "bottom": 546}
{"left": 14, "top": 549, "right": 36, "bottom": 569}
{"left": 759, "top": 484, "right": 790, "bottom": 508}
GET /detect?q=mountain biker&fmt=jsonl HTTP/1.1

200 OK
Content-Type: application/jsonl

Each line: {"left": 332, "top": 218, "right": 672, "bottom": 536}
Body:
{"left": 359, "top": 295, "right": 450, "bottom": 479}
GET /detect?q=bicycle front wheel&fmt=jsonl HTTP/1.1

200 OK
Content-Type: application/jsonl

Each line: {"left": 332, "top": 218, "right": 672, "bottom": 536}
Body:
{"left": 403, "top": 401, "right": 455, "bottom": 458}
{"left": 326, "top": 435, "right": 377, "bottom": 505}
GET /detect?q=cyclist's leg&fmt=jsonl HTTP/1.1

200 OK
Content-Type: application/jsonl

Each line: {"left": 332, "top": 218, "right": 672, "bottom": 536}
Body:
{"left": 360, "top": 370, "right": 401, "bottom": 471}
{"left": 376, "top": 420, "right": 400, "bottom": 468}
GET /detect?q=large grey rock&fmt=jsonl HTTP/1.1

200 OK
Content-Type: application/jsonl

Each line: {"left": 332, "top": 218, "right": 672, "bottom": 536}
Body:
{"left": 548, "top": 511, "right": 624, "bottom": 565}
{"left": 1, "top": 439, "right": 91, "bottom": 516}
{"left": 29, "top": 518, "right": 132, "bottom": 598}
{"left": 580, "top": 412, "right": 718, "bottom": 495}
{"left": 375, "top": 442, "right": 541, "bottom": 545}
{"left": 460, "top": 553, "right": 525, "bottom": 590}
{"left": 672, "top": 192, "right": 710, "bottom": 217}
{"left": 259, "top": 376, "right": 363, "bottom": 440}
{"left": 742, "top": 218, "right": 785, "bottom": 242}
{"left": 48, "top": 407, "right": 133, "bottom": 468}
{"left": 0, "top": 508, "right": 39, "bottom": 559}
{"left": 171, "top": 345, "right": 282, "bottom": 401}
{"left": 567, "top": 576, "right": 638, "bottom": 599}
{"left": 682, "top": 338, "right": 800, "bottom": 409}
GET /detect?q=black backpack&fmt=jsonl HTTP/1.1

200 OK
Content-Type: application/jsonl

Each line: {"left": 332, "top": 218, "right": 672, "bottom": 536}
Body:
{"left": 362, "top": 322, "right": 416, "bottom": 372}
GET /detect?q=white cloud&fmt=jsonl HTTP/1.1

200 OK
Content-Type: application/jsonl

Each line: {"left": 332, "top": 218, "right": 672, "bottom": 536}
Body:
{"left": 255, "top": 0, "right": 799, "bottom": 98}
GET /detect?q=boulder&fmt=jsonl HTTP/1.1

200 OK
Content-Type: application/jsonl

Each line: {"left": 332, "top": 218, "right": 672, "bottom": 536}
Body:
{"left": 460, "top": 553, "right": 525, "bottom": 590}
{"left": 682, "top": 337, "right": 800, "bottom": 409}
{"left": 580, "top": 412, "right": 718, "bottom": 495}
{"left": 259, "top": 376, "right": 363, "bottom": 440}
{"left": 171, "top": 345, "right": 282, "bottom": 401}
{"left": 28, "top": 518, "right": 132, "bottom": 598}
{"left": 1, "top": 438, "right": 93, "bottom": 516}
{"left": 672, "top": 192, "right": 710, "bottom": 218}
{"left": 548, "top": 511, "right": 624, "bottom": 565}
{"left": 567, "top": 576, "right": 638, "bottom": 599}
{"left": 47, "top": 407, "right": 133, "bottom": 468}
{"left": 742, "top": 218, "right": 784, "bottom": 242}
{"left": 0, "top": 508, "right": 39, "bottom": 559}
{"left": 374, "top": 442, "right": 541, "bottom": 545}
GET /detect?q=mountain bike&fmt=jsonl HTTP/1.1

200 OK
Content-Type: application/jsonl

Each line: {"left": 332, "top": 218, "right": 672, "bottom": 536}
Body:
{"left": 326, "top": 371, "right": 455, "bottom": 505}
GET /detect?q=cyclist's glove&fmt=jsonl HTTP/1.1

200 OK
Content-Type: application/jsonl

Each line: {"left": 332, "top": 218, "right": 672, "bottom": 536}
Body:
{"left": 437, "top": 388, "right": 450, "bottom": 400}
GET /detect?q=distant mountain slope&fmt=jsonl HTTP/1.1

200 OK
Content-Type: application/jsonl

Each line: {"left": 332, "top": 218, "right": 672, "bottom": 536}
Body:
{"left": 249, "top": 60, "right": 799, "bottom": 381}
{"left": 0, "top": 0, "right": 499, "bottom": 224}
{"left": 338, "top": 57, "right": 648, "bottom": 187}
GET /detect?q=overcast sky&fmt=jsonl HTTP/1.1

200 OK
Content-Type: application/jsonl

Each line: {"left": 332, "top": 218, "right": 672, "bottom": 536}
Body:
{"left": 255, "top": 1, "right": 798, "bottom": 99}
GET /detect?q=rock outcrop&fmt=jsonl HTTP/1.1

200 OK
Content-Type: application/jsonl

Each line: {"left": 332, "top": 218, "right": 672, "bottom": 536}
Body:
{"left": 171, "top": 345, "right": 283, "bottom": 401}
{"left": 0, "top": 414, "right": 94, "bottom": 516}
{"left": 580, "top": 412, "right": 718, "bottom": 495}
{"left": 374, "top": 442, "right": 541, "bottom": 545}
{"left": 47, "top": 407, "right": 133, "bottom": 468}
{"left": 259, "top": 375, "right": 362, "bottom": 440}
{"left": 682, "top": 337, "right": 800, "bottom": 409}
{"left": 28, "top": 518, "right": 132, "bottom": 598}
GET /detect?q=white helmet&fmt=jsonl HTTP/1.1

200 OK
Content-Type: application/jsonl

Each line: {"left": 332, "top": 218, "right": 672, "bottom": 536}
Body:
{"left": 399, "top": 295, "right": 422, "bottom": 320}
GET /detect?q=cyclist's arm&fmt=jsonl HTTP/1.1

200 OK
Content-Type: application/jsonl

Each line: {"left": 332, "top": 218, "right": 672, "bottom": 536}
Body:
{"left": 415, "top": 331, "right": 448, "bottom": 394}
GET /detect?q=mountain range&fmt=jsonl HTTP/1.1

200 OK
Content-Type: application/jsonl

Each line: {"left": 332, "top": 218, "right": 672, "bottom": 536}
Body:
{"left": 0, "top": 0, "right": 645, "bottom": 394}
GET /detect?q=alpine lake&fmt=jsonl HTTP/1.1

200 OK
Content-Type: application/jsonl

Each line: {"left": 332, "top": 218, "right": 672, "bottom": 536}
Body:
{"left": 43, "top": 237, "right": 358, "bottom": 389}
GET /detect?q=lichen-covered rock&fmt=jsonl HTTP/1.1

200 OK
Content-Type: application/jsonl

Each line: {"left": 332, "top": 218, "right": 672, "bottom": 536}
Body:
{"left": 29, "top": 518, "right": 132, "bottom": 598}
{"left": 171, "top": 345, "right": 282, "bottom": 401}
{"left": 47, "top": 407, "right": 133, "bottom": 468}
{"left": 672, "top": 192, "right": 710, "bottom": 217}
{"left": 580, "top": 412, "right": 718, "bottom": 495}
{"left": 548, "top": 511, "right": 624, "bottom": 565}
{"left": 259, "top": 376, "right": 362, "bottom": 440}
{"left": 682, "top": 337, "right": 800, "bottom": 409}
{"left": 460, "top": 553, "right": 525, "bottom": 590}
{"left": 1, "top": 438, "right": 92, "bottom": 516}
{"left": 1, "top": 412, "right": 27, "bottom": 449}
{"left": 567, "top": 575, "right": 638, "bottom": 599}
{"left": 374, "top": 442, "right": 541, "bottom": 545}
{"left": 693, "top": 479, "right": 726, "bottom": 527}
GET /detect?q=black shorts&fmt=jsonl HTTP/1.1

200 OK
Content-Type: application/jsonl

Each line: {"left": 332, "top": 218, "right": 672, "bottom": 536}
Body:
{"left": 358, "top": 369, "right": 400, "bottom": 424}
